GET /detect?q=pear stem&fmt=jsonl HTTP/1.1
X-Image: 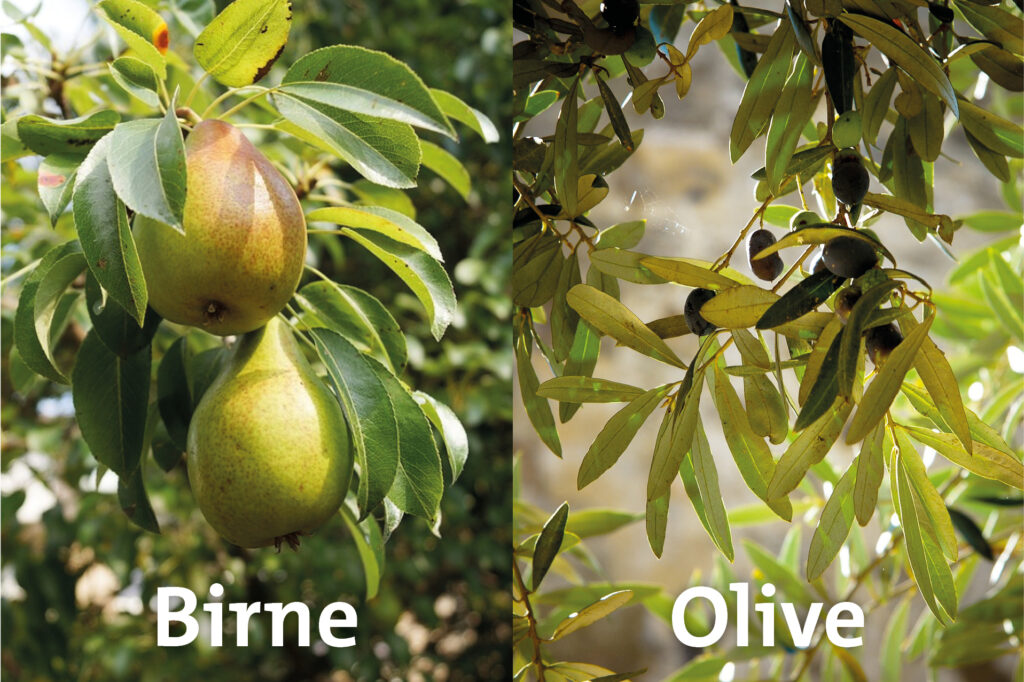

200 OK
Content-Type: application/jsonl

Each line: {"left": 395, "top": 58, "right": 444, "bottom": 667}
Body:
{"left": 199, "top": 85, "right": 270, "bottom": 120}
{"left": 183, "top": 71, "right": 209, "bottom": 110}
{"left": 215, "top": 87, "right": 280, "bottom": 121}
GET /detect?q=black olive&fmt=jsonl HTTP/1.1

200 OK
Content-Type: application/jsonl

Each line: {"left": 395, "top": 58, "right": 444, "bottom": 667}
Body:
{"left": 834, "top": 285, "right": 862, "bottom": 323}
{"left": 747, "top": 228, "right": 785, "bottom": 281}
{"left": 822, "top": 235, "right": 878, "bottom": 279}
{"left": 601, "top": 0, "right": 639, "bottom": 35}
{"left": 684, "top": 288, "right": 717, "bottom": 336}
{"left": 831, "top": 152, "right": 870, "bottom": 206}
{"left": 865, "top": 323, "right": 903, "bottom": 366}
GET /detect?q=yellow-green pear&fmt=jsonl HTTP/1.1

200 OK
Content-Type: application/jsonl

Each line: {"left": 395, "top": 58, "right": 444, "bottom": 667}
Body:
{"left": 134, "top": 119, "right": 306, "bottom": 336}
{"left": 187, "top": 317, "right": 353, "bottom": 549}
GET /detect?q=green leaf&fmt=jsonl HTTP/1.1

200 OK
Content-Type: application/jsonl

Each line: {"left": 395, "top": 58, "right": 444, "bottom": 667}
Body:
{"left": 274, "top": 98, "right": 420, "bottom": 189}
{"left": 846, "top": 313, "right": 934, "bottom": 443}
{"left": 769, "top": 399, "right": 851, "bottom": 498}
{"left": 295, "top": 280, "right": 406, "bottom": 374}
{"left": 341, "top": 228, "right": 454, "bottom": 340}
{"left": 37, "top": 153, "right": 81, "bottom": 226}
{"left": 957, "top": 97, "right": 1024, "bottom": 158}
{"left": 758, "top": 270, "right": 844, "bottom": 330}
{"left": 554, "top": 79, "right": 580, "bottom": 217}
{"left": 853, "top": 421, "right": 886, "bottom": 526}
{"left": 596, "top": 220, "right": 646, "bottom": 250}
{"left": 806, "top": 458, "right": 858, "bottom": 580}
{"left": 106, "top": 111, "right": 188, "bottom": 230}
{"left": 896, "top": 429, "right": 958, "bottom": 561}
{"left": 307, "top": 205, "right": 441, "bottom": 261}
{"left": 194, "top": 0, "right": 290, "bottom": 86}
{"left": 13, "top": 241, "right": 86, "bottom": 384}
{"left": 902, "top": 316, "right": 972, "bottom": 455}
{"left": 647, "top": 370, "right": 703, "bottom": 501}
{"left": 745, "top": 541, "right": 815, "bottom": 606}
{"left": 16, "top": 111, "right": 120, "bottom": 157}
{"left": 156, "top": 337, "right": 191, "bottom": 451}
{"left": 533, "top": 502, "right": 569, "bottom": 591}
{"left": 413, "top": 391, "right": 468, "bottom": 484}
{"left": 589, "top": 248, "right": 666, "bottom": 285}
{"left": 536, "top": 376, "right": 646, "bottom": 403}
{"left": 280, "top": 45, "right": 454, "bottom": 138}
{"left": 956, "top": 1, "right": 1024, "bottom": 56}
{"left": 862, "top": 67, "right": 897, "bottom": 147}
{"left": 839, "top": 13, "right": 958, "bottom": 116}
{"left": 109, "top": 56, "right": 160, "bottom": 107}
{"left": 117, "top": 463, "right": 160, "bottom": 533}
{"left": 711, "top": 364, "right": 791, "bottom": 520}
{"left": 639, "top": 255, "right": 741, "bottom": 290}
{"left": 72, "top": 135, "right": 148, "bottom": 324}
{"left": 429, "top": 88, "right": 500, "bottom": 143}
{"left": 795, "top": 330, "right": 842, "bottom": 430}
{"left": 339, "top": 503, "right": 383, "bottom": 599}
{"left": 765, "top": 52, "right": 817, "bottom": 192}
{"left": 549, "top": 590, "right": 634, "bottom": 641}
{"left": 596, "top": 74, "right": 633, "bottom": 150}
{"left": 567, "top": 284, "right": 686, "bottom": 368}
{"left": 84, "top": 274, "right": 159, "bottom": 357}
{"left": 311, "top": 329, "right": 399, "bottom": 518}
{"left": 645, "top": 492, "right": 669, "bottom": 558}
{"left": 565, "top": 509, "right": 643, "bottom": 539}
{"left": 512, "top": 231, "right": 563, "bottom": 307}
{"left": 898, "top": 425, "right": 1024, "bottom": 490}
{"left": 837, "top": 279, "right": 902, "bottom": 398}
{"left": 947, "top": 508, "right": 993, "bottom": 561}
{"left": 550, "top": 256, "right": 582, "bottom": 363}
{"left": 687, "top": 421, "right": 734, "bottom": 560}
{"left": 907, "top": 94, "right": 944, "bottom": 163}
{"left": 369, "top": 362, "right": 443, "bottom": 525}
{"left": 730, "top": 19, "right": 795, "bottom": 161}
{"left": 892, "top": 445, "right": 957, "bottom": 624}
{"left": 419, "top": 140, "right": 470, "bottom": 200}
{"left": 71, "top": 330, "right": 151, "bottom": 476}
{"left": 96, "top": 0, "right": 167, "bottom": 78}
{"left": 880, "top": 599, "right": 910, "bottom": 681}
{"left": 516, "top": 318, "right": 561, "bottom": 456}
{"left": 577, "top": 385, "right": 671, "bottom": 489}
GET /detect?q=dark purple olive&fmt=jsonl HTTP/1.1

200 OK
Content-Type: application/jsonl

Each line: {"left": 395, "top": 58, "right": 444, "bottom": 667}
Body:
{"left": 806, "top": 247, "right": 829, "bottom": 275}
{"left": 684, "top": 288, "right": 717, "bottom": 336}
{"left": 834, "top": 285, "right": 861, "bottom": 323}
{"left": 831, "top": 151, "right": 870, "bottom": 205}
{"left": 747, "top": 229, "right": 785, "bottom": 281}
{"left": 822, "top": 235, "right": 878, "bottom": 279}
{"left": 865, "top": 323, "right": 903, "bottom": 366}
{"left": 601, "top": 0, "right": 639, "bottom": 34}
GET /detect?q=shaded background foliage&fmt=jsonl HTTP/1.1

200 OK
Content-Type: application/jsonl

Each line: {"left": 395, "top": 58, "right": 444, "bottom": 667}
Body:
{"left": 1, "top": 1, "right": 512, "bottom": 680}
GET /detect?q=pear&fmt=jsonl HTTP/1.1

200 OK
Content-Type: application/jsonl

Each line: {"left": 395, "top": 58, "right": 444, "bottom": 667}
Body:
{"left": 187, "top": 317, "right": 352, "bottom": 549}
{"left": 134, "top": 119, "right": 306, "bottom": 336}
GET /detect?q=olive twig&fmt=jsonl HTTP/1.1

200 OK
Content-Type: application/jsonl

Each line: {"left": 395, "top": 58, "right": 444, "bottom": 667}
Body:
{"left": 713, "top": 196, "right": 773, "bottom": 272}
{"left": 772, "top": 245, "right": 816, "bottom": 293}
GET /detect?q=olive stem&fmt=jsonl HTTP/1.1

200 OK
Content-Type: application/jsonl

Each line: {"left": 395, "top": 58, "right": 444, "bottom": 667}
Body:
{"left": 712, "top": 195, "right": 773, "bottom": 272}
{"left": 771, "top": 245, "right": 815, "bottom": 294}
{"left": 512, "top": 558, "right": 548, "bottom": 682}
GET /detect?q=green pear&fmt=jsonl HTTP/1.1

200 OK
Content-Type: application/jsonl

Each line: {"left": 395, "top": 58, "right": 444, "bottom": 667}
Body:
{"left": 187, "top": 317, "right": 352, "bottom": 549}
{"left": 134, "top": 119, "right": 306, "bottom": 336}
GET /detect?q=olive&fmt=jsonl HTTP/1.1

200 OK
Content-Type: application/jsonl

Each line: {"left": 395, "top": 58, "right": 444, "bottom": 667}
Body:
{"left": 805, "top": 247, "right": 829, "bottom": 275}
{"left": 822, "top": 235, "right": 878, "bottom": 279}
{"left": 684, "top": 288, "right": 717, "bottom": 336}
{"left": 748, "top": 229, "right": 785, "bottom": 281}
{"left": 790, "top": 210, "right": 822, "bottom": 231}
{"left": 601, "top": 0, "right": 639, "bottom": 35}
{"left": 834, "top": 285, "right": 862, "bottom": 323}
{"left": 831, "top": 150, "right": 870, "bottom": 205}
{"left": 832, "top": 111, "right": 862, "bottom": 149}
{"left": 865, "top": 323, "right": 903, "bottom": 366}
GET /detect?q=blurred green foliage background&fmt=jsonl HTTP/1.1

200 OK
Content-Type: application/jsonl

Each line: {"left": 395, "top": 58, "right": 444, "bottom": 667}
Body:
{"left": 1, "top": 1, "right": 512, "bottom": 680}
